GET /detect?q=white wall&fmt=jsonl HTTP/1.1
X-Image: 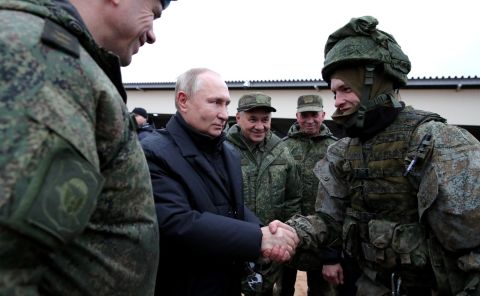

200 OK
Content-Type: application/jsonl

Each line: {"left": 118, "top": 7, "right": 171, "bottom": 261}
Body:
{"left": 399, "top": 89, "right": 480, "bottom": 126}
{"left": 126, "top": 88, "right": 480, "bottom": 126}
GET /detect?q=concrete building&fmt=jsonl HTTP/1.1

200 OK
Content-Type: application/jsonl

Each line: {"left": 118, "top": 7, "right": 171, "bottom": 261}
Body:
{"left": 125, "top": 76, "right": 480, "bottom": 139}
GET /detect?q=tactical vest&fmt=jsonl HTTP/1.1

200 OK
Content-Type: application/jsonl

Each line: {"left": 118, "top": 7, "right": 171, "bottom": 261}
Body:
{"left": 342, "top": 107, "right": 444, "bottom": 289}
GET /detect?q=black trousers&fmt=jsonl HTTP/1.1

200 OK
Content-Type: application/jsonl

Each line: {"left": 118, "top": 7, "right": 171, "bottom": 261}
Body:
{"left": 279, "top": 266, "right": 325, "bottom": 296}
{"left": 279, "top": 259, "right": 360, "bottom": 296}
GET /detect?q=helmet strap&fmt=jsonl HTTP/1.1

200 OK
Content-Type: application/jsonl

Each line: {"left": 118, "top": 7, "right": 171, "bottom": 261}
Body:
{"left": 365, "top": 93, "right": 402, "bottom": 109}
{"left": 356, "top": 65, "right": 376, "bottom": 128}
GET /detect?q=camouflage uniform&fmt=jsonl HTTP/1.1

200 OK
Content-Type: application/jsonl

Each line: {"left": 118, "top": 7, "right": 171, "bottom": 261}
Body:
{"left": 227, "top": 124, "right": 301, "bottom": 295}
{"left": 281, "top": 121, "right": 337, "bottom": 296}
{"left": 291, "top": 107, "right": 480, "bottom": 295}
{"left": 226, "top": 125, "right": 301, "bottom": 224}
{"left": 0, "top": 0, "right": 159, "bottom": 295}
{"left": 283, "top": 123, "right": 336, "bottom": 215}
{"left": 287, "top": 16, "right": 480, "bottom": 295}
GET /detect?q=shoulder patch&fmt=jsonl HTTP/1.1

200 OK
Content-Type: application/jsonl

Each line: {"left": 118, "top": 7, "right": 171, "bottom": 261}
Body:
{"left": 41, "top": 19, "right": 79, "bottom": 58}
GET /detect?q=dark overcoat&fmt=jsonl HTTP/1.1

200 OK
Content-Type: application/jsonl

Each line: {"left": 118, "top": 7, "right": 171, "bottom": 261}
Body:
{"left": 141, "top": 115, "right": 262, "bottom": 296}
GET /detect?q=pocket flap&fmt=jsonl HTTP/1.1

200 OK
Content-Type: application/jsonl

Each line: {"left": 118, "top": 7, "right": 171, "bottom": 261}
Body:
{"left": 368, "top": 219, "right": 397, "bottom": 249}
{"left": 392, "top": 223, "right": 424, "bottom": 254}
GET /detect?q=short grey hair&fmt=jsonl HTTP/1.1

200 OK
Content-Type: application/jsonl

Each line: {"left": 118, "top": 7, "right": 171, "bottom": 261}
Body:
{"left": 174, "top": 68, "right": 218, "bottom": 110}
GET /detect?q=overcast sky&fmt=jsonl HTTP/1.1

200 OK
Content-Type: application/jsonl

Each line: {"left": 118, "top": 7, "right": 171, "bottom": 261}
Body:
{"left": 121, "top": 0, "right": 480, "bottom": 83}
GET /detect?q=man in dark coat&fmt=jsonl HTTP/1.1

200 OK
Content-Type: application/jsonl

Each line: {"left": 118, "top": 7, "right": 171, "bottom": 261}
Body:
{"left": 141, "top": 68, "right": 299, "bottom": 296}
{"left": 131, "top": 107, "right": 156, "bottom": 140}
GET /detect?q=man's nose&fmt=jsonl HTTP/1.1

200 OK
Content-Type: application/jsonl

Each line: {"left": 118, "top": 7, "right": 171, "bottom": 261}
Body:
{"left": 254, "top": 122, "right": 264, "bottom": 130}
{"left": 146, "top": 29, "right": 156, "bottom": 44}
{"left": 218, "top": 106, "right": 228, "bottom": 120}
{"left": 334, "top": 95, "right": 345, "bottom": 108}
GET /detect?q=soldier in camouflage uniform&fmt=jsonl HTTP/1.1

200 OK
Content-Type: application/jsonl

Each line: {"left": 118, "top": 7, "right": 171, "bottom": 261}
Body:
{"left": 286, "top": 16, "right": 480, "bottom": 295}
{"left": 280, "top": 95, "right": 337, "bottom": 296}
{"left": 0, "top": 0, "right": 176, "bottom": 294}
{"left": 226, "top": 92, "right": 302, "bottom": 296}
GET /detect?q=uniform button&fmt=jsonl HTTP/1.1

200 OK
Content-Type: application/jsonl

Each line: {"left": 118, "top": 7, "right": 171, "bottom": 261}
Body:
{"left": 69, "top": 21, "right": 83, "bottom": 35}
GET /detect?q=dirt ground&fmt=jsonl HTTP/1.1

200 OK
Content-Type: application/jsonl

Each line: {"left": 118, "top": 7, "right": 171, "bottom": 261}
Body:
{"left": 293, "top": 271, "right": 308, "bottom": 296}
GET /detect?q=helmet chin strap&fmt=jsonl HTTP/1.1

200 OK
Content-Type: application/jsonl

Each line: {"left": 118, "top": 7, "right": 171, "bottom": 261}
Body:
{"left": 355, "top": 65, "right": 402, "bottom": 128}
{"left": 356, "top": 65, "right": 375, "bottom": 128}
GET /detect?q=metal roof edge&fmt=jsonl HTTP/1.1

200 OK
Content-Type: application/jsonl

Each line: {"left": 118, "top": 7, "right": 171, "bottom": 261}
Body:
{"left": 124, "top": 76, "right": 480, "bottom": 91}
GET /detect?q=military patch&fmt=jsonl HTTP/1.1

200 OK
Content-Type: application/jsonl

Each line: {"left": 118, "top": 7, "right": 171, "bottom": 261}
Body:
{"left": 303, "top": 97, "right": 314, "bottom": 103}
{"left": 26, "top": 146, "right": 102, "bottom": 243}
{"left": 6, "top": 136, "right": 103, "bottom": 248}
{"left": 41, "top": 19, "right": 79, "bottom": 58}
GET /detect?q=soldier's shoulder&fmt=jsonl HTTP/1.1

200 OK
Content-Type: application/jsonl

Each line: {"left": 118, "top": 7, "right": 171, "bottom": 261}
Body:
{"left": 0, "top": 9, "right": 43, "bottom": 36}
{"left": 282, "top": 135, "right": 304, "bottom": 148}
{"left": 414, "top": 121, "right": 479, "bottom": 150}
{"left": 328, "top": 137, "right": 349, "bottom": 151}
{"left": 319, "top": 137, "right": 348, "bottom": 163}
{"left": 319, "top": 135, "right": 338, "bottom": 147}
{"left": 0, "top": 11, "right": 44, "bottom": 63}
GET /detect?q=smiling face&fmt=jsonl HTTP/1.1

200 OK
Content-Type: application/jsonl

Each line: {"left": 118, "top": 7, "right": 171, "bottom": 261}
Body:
{"left": 236, "top": 108, "right": 271, "bottom": 144}
{"left": 177, "top": 71, "right": 230, "bottom": 138}
{"left": 296, "top": 111, "right": 325, "bottom": 135}
{"left": 105, "top": 0, "right": 162, "bottom": 66}
{"left": 331, "top": 78, "right": 361, "bottom": 113}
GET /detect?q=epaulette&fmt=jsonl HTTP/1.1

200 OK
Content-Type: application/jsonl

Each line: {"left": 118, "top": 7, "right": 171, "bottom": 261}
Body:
{"left": 330, "top": 135, "right": 339, "bottom": 141}
{"left": 41, "top": 19, "right": 79, "bottom": 58}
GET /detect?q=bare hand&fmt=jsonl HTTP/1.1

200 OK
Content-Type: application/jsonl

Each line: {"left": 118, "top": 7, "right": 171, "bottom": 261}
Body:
{"left": 268, "top": 220, "right": 298, "bottom": 239}
{"left": 322, "top": 263, "right": 344, "bottom": 285}
{"left": 260, "top": 220, "right": 299, "bottom": 262}
{"left": 268, "top": 220, "right": 299, "bottom": 248}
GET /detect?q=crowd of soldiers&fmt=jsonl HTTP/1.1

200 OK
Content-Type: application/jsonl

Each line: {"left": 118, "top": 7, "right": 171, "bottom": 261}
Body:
{"left": 2, "top": 0, "right": 480, "bottom": 294}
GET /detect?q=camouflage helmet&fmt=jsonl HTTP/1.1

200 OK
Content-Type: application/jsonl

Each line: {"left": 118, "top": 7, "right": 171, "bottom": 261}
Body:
{"left": 322, "top": 16, "right": 411, "bottom": 88}
{"left": 161, "top": 0, "right": 177, "bottom": 10}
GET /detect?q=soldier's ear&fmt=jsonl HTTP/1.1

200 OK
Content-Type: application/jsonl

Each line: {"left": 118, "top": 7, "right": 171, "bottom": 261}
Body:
{"left": 295, "top": 112, "right": 301, "bottom": 121}
{"left": 235, "top": 112, "right": 241, "bottom": 123}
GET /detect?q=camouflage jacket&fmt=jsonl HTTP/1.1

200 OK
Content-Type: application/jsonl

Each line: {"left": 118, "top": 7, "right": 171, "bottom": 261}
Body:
{"left": 226, "top": 125, "right": 301, "bottom": 224}
{"left": 0, "top": 1, "right": 158, "bottom": 295}
{"left": 283, "top": 122, "right": 337, "bottom": 215}
{"left": 288, "top": 106, "right": 480, "bottom": 294}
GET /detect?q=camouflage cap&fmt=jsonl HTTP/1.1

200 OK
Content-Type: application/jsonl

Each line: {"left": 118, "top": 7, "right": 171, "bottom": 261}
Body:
{"left": 237, "top": 92, "right": 276, "bottom": 112}
{"left": 297, "top": 95, "right": 323, "bottom": 113}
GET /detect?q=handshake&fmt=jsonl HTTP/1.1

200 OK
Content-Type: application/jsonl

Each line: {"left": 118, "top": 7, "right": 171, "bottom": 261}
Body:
{"left": 260, "top": 220, "right": 299, "bottom": 262}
